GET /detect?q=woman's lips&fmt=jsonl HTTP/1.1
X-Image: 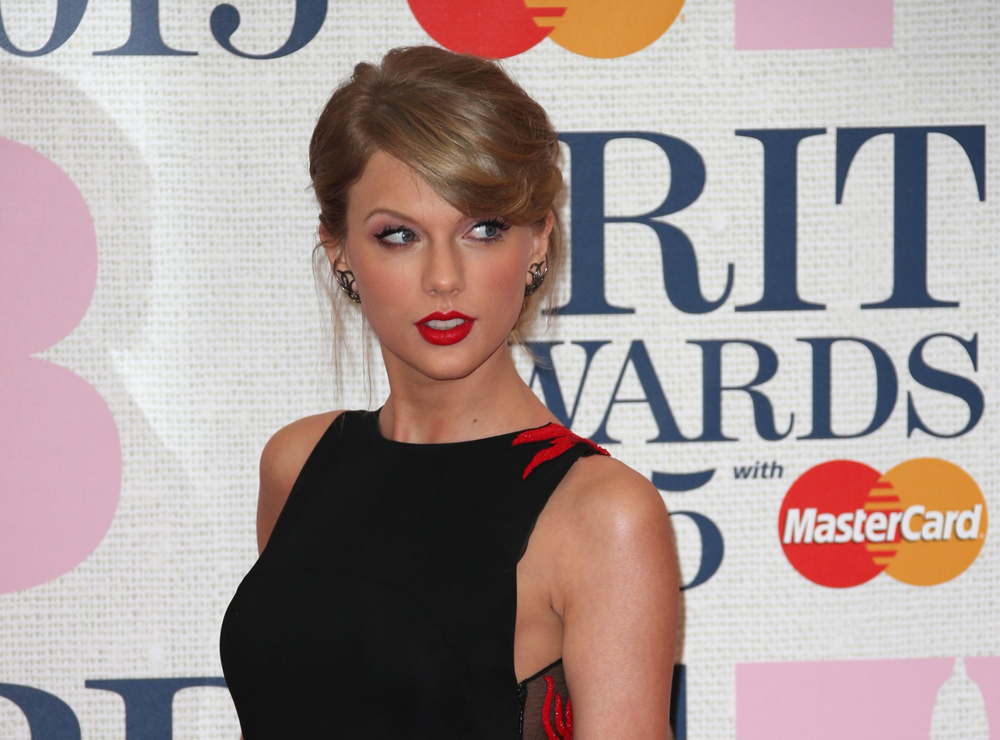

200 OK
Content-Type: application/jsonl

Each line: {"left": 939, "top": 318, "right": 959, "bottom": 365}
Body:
{"left": 415, "top": 311, "right": 474, "bottom": 346}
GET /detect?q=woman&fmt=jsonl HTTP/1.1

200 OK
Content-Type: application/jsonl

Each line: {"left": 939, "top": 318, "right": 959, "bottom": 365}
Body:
{"left": 220, "top": 45, "right": 678, "bottom": 739}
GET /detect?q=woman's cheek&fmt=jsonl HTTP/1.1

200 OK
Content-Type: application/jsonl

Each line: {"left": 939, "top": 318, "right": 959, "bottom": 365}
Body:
{"left": 356, "top": 272, "right": 408, "bottom": 335}
{"left": 357, "top": 260, "right": 408, "bottom": 303}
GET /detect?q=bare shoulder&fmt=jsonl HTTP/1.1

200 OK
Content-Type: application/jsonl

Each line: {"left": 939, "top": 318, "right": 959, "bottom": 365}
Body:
{"left": 550, "top": 454, "right": 679, "bottom": 737}
{"left": 256, "top": 410, "right": 344, "bottom": 553}
{"left": 544, "top": 453, "right": 678, "bottom": 618}
{"left": 556, "top": 453, "right": 672, "bottom": 542}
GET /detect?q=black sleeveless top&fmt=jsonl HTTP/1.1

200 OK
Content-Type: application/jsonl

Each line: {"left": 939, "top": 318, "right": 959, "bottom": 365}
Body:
{"left": 220, "top": 409, "right": 609, "bottom": 739}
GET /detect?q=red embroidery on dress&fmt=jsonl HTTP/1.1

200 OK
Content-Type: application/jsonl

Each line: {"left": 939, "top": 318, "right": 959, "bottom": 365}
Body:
{"left": 541, "top": 675, "right": 573, "bottom": 740}
{"left": 512, "top": 424, "right": 609, "bottom": 480}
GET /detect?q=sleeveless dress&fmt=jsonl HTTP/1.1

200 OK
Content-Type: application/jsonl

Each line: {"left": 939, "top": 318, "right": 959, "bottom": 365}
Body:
{"left": 219, "top": 409, "right": 609, "bottom": 739}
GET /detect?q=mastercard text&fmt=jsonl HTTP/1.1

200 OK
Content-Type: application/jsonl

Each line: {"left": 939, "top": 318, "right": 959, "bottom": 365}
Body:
{"left": 782, "top": 504, "right": 984, "bottom": 545}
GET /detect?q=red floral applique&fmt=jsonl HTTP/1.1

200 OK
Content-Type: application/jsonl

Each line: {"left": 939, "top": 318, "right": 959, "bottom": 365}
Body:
{"left": 541, "top": 675, "right": 573, "bottom": 740}
{"left": 512, "top": 424, "right": 609, "bottom": 480}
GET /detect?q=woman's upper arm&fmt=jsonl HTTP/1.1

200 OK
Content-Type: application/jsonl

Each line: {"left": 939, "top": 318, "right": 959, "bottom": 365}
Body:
{"left": 558, "top": 459, "right": 680, "bottom": 740}
{"left": 256, "top": 411, "right": 342, "bottom": 555}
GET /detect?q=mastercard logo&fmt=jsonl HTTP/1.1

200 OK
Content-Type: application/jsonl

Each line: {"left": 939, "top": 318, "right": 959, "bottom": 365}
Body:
{"left": 407, "top": 0, "right": 685, "bottom": 59}
{"left": 779, "top": 459, "right": 988, "bottom": 588}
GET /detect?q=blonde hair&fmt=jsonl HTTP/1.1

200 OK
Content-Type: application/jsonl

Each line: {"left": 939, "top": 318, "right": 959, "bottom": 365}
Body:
{"left": 308, "top": 45, "right": 564, "bottom": 350}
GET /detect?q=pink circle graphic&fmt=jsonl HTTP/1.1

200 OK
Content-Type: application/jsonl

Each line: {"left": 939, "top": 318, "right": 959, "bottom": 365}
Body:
{"left": 0, "top": 138, "right": 98, "bottom": 356}
{"left": 0, "top": 137, "right": 121, "bottom": 593}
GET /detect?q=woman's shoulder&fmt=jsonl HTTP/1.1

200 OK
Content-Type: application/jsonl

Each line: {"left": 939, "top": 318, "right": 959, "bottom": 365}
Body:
{"left": 256, "top": 410, "right": 345, "bottom": 553}
{"left": 547, "top": 454, "right": 678, "bottom": 735}
{"left": 557, "top": 452, "right": 669, "bottom": 530}
{"left": 543, "top": 452, "right": 674, "bottom": 588}
{"left": 260, "top": 410, "right": 346, "bottom": 479}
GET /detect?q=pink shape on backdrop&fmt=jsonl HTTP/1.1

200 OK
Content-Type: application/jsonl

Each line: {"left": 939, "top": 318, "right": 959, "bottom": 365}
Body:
{"left": 736, "top": 658, "right": 953, "bottom": 740}
{"left": 965, "top": 657, "right": 1000, "bottom": 735}
{"left": 735, "top": 0, "right": 893, "bottom": 50}
{"left": 0, "top": 359, "right": 121, "bottom": 592}
{"left": 0, "top": 137, "right": 98, "bottom": 357}
{"left": 0, "top": 136, "right": 121, "bottom": 593}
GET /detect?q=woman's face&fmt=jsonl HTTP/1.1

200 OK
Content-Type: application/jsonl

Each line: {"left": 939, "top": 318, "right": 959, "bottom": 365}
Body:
{"left": 329, "top": 150, "right": 550, "bottom": 383}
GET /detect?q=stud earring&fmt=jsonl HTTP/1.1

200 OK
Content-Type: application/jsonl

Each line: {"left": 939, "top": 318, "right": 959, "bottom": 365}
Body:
{"left": 524, "top": 260, "right": 547, "bottom": 296}
{"left": 335, "top": 269, "right": 361, "bottom": 303}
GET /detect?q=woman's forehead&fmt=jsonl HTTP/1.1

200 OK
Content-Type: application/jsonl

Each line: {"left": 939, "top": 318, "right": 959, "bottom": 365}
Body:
{"left": 349, "top": 151, "right": 468, "bottom": 224}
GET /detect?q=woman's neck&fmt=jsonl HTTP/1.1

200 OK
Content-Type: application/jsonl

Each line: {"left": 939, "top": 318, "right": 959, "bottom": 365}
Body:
{"left": 377, "top": 345, "right": 555, "bottom": 444}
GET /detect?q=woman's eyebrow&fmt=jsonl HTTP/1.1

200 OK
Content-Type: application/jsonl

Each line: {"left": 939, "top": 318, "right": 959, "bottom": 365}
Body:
{"left": 365, "top": 208, "right": 414, "bottom": 223}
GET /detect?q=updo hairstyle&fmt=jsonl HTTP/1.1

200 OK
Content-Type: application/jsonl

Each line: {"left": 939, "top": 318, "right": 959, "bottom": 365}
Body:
{"left": 308, "top": 45, "right": 564, "bottom": 347}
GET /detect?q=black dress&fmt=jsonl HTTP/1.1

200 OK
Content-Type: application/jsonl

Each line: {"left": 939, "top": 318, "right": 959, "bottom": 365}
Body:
{"left": 220, "top": 409, "right": 608, "bottom": 739}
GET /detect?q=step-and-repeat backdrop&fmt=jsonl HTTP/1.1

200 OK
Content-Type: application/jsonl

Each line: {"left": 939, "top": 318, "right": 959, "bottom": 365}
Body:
{"left": 1, "top": 1, "right": 997, "bottom": 738}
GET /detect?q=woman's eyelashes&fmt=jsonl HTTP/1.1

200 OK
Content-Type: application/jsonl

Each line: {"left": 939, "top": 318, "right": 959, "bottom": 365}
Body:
{"left": 372, "top": 217, "right": 510, "bottom": 248}
{"left": 468, "top": 217, "right": 510, "bottom": 242}
{"left": 374, "top": 225, "right": 417, "bottom": 247}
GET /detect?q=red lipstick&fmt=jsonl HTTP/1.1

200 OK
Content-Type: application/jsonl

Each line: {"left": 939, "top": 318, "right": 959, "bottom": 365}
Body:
{"left": 415, "top": 311, "right": 474, "bottom": 346}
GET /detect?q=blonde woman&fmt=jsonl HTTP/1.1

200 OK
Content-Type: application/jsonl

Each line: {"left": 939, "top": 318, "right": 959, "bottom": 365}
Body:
{"left": 220, "top": 46, "right": 678, "bottom": 740}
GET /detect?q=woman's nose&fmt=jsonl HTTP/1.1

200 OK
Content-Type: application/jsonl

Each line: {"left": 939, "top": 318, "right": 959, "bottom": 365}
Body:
{"left": 422, "top": 241, "right": 464, "bottom": 296}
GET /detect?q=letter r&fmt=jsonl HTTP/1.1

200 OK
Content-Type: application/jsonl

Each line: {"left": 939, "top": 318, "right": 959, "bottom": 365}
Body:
{"left": 558, "top": 132, "right": 733, "bottom": 315}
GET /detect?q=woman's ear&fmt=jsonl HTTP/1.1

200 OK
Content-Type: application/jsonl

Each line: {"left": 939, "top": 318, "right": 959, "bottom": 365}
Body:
{"left": 319, "top": 224, "right": 348, "bottom": 272}
{"left": 529, "top": 210, "right": 554, "bottom": 266}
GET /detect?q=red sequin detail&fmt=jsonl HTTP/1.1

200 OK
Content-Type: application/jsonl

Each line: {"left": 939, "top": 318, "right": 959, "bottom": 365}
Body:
{"left": 512, "top": 424, "right": 610, "bottom": 479}
{"left": 541, "top": 675, "right": 573, "bottom": 740}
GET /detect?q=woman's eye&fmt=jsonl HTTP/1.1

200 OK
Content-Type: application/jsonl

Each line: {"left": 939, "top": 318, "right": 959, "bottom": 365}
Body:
{"left": 469, "top": 219, "right": 509, "bottom": 242}
{"left": 375, "top": 227, "right": 417, "bottom": 245}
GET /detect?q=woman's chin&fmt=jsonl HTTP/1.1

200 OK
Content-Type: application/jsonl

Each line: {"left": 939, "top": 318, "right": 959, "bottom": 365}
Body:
{"left": 382, "top": 342, "right": 510, "bottom": 385}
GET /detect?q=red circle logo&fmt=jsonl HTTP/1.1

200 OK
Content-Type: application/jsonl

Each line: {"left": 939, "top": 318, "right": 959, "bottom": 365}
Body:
{"left": 407, "top": 0, "right": 685, "bottom": 59}
{"left": 779, "top": 459, "right": 987, "bottom": 588}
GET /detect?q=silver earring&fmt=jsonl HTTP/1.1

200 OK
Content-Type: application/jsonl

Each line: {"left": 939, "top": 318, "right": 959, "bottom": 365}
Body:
{"left": 524, "top": 260, "right": 547, "bottom": 296}
{"left": 335, "top": 269, "right": 361, "bottom": 303}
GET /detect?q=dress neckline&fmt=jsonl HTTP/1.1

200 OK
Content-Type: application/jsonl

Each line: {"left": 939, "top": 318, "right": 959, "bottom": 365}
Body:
{"left": 371, "top": 407, "right": 558, "bottom": 449}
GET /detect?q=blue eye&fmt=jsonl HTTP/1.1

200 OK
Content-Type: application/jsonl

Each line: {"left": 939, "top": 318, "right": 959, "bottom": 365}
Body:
{"left": 374, "top": 226, "right": 417, "bottom": 246}
{"left": 469, "top": 218, "right": 510, "bottom": 242}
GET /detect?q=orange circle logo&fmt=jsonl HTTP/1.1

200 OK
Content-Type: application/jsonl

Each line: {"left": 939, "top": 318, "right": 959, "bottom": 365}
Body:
{"left": 407, "top": 0, "right": 685, "bottom": 59}
{"left": 779, "top": 459, "right": 987, "bottom": 588}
